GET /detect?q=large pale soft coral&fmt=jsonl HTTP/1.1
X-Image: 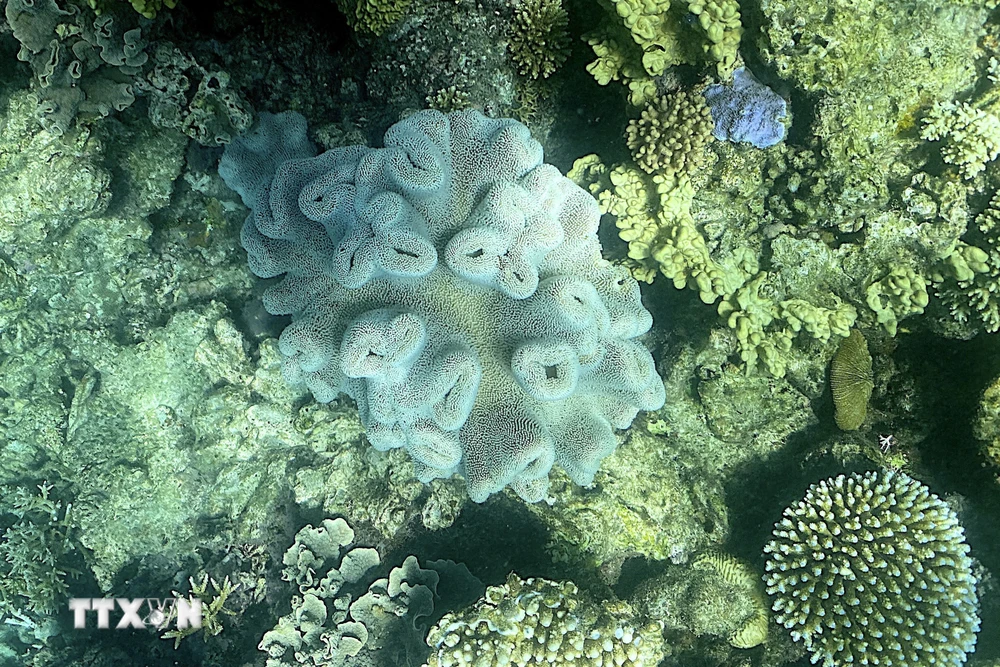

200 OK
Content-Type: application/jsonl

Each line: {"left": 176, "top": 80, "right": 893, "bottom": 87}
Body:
{"left": 220, "top": 110, "right": 664, "bottom": 503}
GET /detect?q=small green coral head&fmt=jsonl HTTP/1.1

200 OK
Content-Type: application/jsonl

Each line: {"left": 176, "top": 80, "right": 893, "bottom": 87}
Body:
{"left": 865, "top": 266, "right": 929, "bottom": 336}
{"left": 764, "top": 471, "right": 980, "bottom": 667}
{"left": 509, "top": 0, "right": 571, "bottom": 79}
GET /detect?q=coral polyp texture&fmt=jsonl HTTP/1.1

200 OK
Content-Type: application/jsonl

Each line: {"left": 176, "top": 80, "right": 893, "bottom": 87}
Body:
{"left": 424, "top": 573, "right": 665, "bottom": 667}
{"left": 219, "top": 109, "right": 664, "bottom": 503}
{"left": 764, "top": 471, "right": 980, "bottom": 667}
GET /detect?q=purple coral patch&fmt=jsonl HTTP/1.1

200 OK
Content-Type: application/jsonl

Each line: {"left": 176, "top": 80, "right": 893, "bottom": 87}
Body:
{"left": 704, "top": 68, "right": 787, "bottom": 149}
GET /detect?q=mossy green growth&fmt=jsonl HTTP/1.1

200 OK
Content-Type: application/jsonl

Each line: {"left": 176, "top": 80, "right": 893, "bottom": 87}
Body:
{"left": 525, "top": 424, "right": 728, "bottom": 567}
{"left": 87, "top": 0, "right": 176, "bottom": 18}
{"left": 335, "top": 0, "right": 412, "bottom": 35}
{"left": 633, "top": 551, "right": 768, "bottom": 649}
{"left": 757, "top": 0, "right": 986, "bottom": 96}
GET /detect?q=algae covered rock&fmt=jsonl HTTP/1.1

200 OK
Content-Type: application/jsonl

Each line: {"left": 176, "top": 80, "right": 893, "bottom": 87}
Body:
{"left": 633, "top": 551, "right": 769, "bottom": 649}
{"left": 526, "top": 424, "right": 729, "bottom": 568}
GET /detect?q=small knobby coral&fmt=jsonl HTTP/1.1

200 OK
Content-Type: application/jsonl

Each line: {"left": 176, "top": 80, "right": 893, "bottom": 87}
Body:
{"left": 626, "top": 90, "right": 715, "bottom": 176}
{"left": 764, "top": 471, "right": 980, "bottom": 667}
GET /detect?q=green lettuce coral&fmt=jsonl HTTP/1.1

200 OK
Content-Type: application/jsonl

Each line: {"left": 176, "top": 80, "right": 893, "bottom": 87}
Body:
{"left": 260, "top": 518, "right": 443, "bottom": 666}
{"left": 764, "top": 471, "right": 980, "bottom": 667}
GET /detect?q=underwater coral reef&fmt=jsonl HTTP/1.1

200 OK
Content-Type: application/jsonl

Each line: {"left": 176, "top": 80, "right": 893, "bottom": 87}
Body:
{"left": 1, "top": 0, "right": 1000, "bottom": 666}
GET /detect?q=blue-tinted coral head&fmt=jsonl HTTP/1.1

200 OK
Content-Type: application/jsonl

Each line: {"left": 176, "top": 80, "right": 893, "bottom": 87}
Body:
{"left": 704, "top": 67, "right": 787, "bottom": 148}
{"left": 219, "top": 109, "right": 665, "bottom": 504}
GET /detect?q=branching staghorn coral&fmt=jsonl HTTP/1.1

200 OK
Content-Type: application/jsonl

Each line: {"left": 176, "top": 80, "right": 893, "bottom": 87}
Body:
{"left": 922, "top": 100, "right": 1000, "bottom": 180}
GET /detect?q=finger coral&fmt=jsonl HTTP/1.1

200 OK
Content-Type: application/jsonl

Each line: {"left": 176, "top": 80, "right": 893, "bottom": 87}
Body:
{"left": 220, "top": 109, "right": 664, "bottom": 503}
{"left": 764, "top": 471, "right": 980, "bottom": 667}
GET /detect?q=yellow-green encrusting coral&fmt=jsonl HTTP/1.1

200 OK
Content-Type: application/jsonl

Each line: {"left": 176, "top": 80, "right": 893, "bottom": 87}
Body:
{"left": 764, "top": 471, "right": 981, "bottom": 667}
{"left": 424, "top": 574, "right": 665, "bottom": 667}
{"left": 830, "top": 329, "right": 873, "bottom": 431}
{"left": 573, "top": 90, "right": 721, "bottom": 295}
{"left": 584, "top": 0, "right": 743, "bottom": 105}
{"left": 509, "top": 0, "right": 571, "bottom": 80}
{"left": 685, "top": 0, "right": 742, "bottom": 77}
{"left": 865, "top": 266, "right": 929, "bottom": 336}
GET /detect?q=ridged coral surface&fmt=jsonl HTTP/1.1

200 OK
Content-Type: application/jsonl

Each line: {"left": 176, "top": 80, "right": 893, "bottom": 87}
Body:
{"left": 219, "top": 109, "right": 664, "bottom": 503}
{"left": 764, "top": 471, "right": 980, "bottom": 667}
